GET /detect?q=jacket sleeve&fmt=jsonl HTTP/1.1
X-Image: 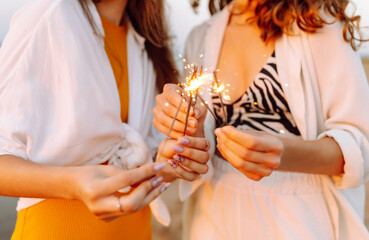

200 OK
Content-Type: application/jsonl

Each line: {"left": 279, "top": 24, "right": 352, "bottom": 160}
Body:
{"left": 0, "top": 3, "right": 56, "bottom": 160}
{"left": 308, "top": 22, "right": 369, "bottom": 189}
{"left": 0, "top": 0, "right": 113, "bottom": 164}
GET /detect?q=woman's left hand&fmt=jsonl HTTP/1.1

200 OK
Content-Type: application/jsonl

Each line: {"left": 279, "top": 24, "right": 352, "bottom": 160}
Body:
{"left": 215, "top": 126, "right": 283, "bottom": 181}
{"left": 156, "top": 136, "right": 210, "bottom": 182}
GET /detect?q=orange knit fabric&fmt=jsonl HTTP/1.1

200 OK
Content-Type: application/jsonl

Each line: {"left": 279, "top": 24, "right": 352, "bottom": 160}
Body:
{"left": 11, "top": 17, "right": 152, "bottom": 240}
{"left": 12, "top": 200, "right": 152, "bottom": 240}
{"left": 101, "top": 15, "right": 129, "bottom": 123}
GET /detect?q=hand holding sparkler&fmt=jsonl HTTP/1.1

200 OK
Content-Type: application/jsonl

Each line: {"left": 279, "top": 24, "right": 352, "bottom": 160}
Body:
{"left": 155, "top": 136, "right": 210, "bottom": 182}
{"left": 154, "top": 63, "right": 230, "bottom": 139}
{"left": 153, "top": 84, "right": 207, "bottom": 139}
{"left": 215, "top": 126, "right": 282, "bottom": 181}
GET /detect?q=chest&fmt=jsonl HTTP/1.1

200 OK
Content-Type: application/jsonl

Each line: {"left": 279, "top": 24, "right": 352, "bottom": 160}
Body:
{"left": 216, "top": 24, "right": 275, "bottom": 102}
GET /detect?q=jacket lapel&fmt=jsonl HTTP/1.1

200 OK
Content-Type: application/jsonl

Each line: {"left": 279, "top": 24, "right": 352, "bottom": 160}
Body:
{"left": 203, "top": 6, "right": 230, "bottom": 72}
{"left": 275, "top": 35, "right": 307, "bottom": 138}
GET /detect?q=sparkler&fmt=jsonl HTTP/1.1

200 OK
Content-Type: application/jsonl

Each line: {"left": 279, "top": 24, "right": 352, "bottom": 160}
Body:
{"left": 159, "top": 54, "right": 231, "bottom": 166}
{"left": 197, "top": 95, "right": 222, "bottom": 125}
{"left": 164, "top": 63, "right": 229, "bottom": 139}
{"left": 183, "top": 66, "right": 199, "bottom": 136}
{"left": 179, "top": 65, "right": 229, "bottom": 136}
{"left": 212, "top": 71, "right": 228, "bottom": 125}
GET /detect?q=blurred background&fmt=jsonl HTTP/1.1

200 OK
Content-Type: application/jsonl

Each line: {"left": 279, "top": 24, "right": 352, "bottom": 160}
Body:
{"left": 0, "top": 0, "right": 368, "bottom": 239}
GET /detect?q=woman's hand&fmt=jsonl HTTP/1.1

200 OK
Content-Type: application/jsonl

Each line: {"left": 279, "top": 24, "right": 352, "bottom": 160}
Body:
{"left": 153, "top": 84, "right": 207, "bottom": 139}
{"left": 215, "top": 126, "right": 282, "bottom": 181}
{"left": 156, "top": 136, "right": 210, "bottom": 182}
{"left": 71, "top": 163, "right": 169, "bottom": 221}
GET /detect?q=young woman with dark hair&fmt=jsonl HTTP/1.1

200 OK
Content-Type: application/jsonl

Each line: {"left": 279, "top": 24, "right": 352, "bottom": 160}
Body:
{"left": 154, "top": 0, "right": 369, "bottom": 239}
{"left": 0, "top": 0, "right": 210, "bottom": 239}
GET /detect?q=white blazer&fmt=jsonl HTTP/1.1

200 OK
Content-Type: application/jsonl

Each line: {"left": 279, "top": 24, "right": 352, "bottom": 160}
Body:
{"left": 181, "top": 5, "right": 369, "bottom": 238}
{"left": 0, "top": 0, "right": 169, "bottom": 225}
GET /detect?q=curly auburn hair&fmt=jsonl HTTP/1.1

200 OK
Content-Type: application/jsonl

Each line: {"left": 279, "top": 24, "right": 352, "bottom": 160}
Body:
{"left": 191, "top": 0, "right": 366, "bottom": 50}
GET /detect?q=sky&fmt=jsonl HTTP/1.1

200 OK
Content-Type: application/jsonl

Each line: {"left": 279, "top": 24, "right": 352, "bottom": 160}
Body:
{"left": 0, "top": 0, "right": 368, "bottom": 58}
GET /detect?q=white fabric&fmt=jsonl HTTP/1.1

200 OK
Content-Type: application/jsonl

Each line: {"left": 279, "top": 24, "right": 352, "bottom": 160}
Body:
{"left": 185, "top": 156, "right": 369, "bottom": 240}
{"left": 0, "top": 0, "right": 169, "bottom": 225}
{"left": 187, "top": 156, "right": 335, "bottom": 240}
{"left": 181, "top": 5, "right": 369, "bottom": 239}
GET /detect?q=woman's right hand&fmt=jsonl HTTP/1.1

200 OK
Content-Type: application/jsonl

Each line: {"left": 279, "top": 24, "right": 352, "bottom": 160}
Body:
{"left": 71, "top": 163, "right": 169, "bottom": 221}
{"left": 153, "top": 84, "right": 207, "bottom": 139}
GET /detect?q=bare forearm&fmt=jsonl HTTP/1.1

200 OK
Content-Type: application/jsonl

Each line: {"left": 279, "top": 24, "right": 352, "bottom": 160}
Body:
{"left": 0, "top": 155, "right": 76, "bottom": 199}
{"left": 277, "top": 137, "right": 344, "bottom": 175}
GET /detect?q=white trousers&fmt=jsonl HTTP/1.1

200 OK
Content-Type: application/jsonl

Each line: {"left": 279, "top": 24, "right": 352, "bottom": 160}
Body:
{"left": 183, "top": 156, "right": 335, "bottom": 240}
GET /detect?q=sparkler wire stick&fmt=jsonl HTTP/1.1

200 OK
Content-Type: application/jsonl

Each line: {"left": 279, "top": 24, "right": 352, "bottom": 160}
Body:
{"left": 192, "top": 66, "right": 202, "bottom": 110}
{"left": 158, "top": 93, "right": 185, "bottom": 162}
{"left": 213, "top": 71, "right": 228, "bottom": 125}
{"left": 168, "top": 93, "right": 185, "bottom": 136}
{"left": 197, "top": 95, "right": 222, "bottom": 125}
{"left": 183, "top": 92, "right": 193, "bottom": 136}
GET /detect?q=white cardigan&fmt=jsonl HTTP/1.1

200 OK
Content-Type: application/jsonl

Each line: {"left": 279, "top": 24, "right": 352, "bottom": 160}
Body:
{"left": 180, "top": 6, "right": 369, "bottom": 238}
{"left": 0, "top": 0, "right": 169, "bottom": 225}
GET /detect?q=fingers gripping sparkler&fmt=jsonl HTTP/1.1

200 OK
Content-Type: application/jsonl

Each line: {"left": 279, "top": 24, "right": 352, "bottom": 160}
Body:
{"left": 212, "top": 71, "right": 228, "bottom": 125}
{"left": 178, "top": 66, "right": 228, "bottom": 136}
{"left": 158, "top": 64, "right": 229, "bottom": 163}
{"left": 162, "top": 65, "right": 227, "bottom": 140}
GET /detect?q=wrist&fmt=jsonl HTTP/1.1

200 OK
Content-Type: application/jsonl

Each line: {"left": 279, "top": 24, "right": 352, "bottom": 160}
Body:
{"left": 60, "top": 166, "right": 84, "bottom": 200}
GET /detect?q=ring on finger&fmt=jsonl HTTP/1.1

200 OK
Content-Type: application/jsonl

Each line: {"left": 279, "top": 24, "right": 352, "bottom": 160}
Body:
{"left": 116, "top": 195, "right": 123, "bottom": 212}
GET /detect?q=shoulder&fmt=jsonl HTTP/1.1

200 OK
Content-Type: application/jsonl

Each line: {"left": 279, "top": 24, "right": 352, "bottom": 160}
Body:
{"left": 8, "top": 0, "right": 86, "bottom": 38}
{"left": 286, "top": 19, "right": 359, "bottom": 72}
{"left": 185, "top": 9, "right": 227, "bottom": 62}
{"left": 0, "top": 0, "right": 96, "bottom": 80}
{"left": 308, "top": 20, "right": 348, "bottom": 47}
{"left": 1, "top": 0, "right": 94, "bottom": 56}
{"left": 184, "top": 21, "right": 208, "bottom": 65}
{"left": 307, "top": 20, "right": 360, "bottom": 70}
{"left": 186, "top": 9, "right": 227, "bottom": 48}
{"left": 185, "top": 20, "right": 209, "bottom": 54}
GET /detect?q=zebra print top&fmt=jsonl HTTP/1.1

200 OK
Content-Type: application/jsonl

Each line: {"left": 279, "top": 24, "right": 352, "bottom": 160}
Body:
{"left": 213, "top": 51, "right": 300, "bottom": 137}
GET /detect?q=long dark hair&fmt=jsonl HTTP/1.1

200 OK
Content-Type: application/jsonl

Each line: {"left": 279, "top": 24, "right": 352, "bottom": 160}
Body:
{"left": 78, "top": 0, "right": 177, "bottom": 92}
{"left": 191, "top": 0, "right": 366, "bottom": 50}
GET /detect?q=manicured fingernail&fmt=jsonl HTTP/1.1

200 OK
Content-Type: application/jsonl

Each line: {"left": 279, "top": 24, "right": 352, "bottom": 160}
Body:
{"left": 160, "top": 183, "right": 171, "bottom": 193}
{"left": 172, "top": 145, "right": 184, "bottom": 153}
{"left": 168, "top": 160, "right": 177, "bottom": 168}
{"left": 189, "top": 119, "right": 197, "bottom": 128}
{"left": 154, "top": 162, "right": 167, "bottom": 171}
{"left": 152, "top": 177, "right": 163, "bottom": 187}
{"left": 178, "top": 137, "right": 190, "bottom": 145}
{"left": 173, "top": 154, "right": 184, "bottom": 163}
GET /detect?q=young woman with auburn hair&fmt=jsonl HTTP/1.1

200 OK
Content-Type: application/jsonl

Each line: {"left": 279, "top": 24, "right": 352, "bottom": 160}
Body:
{"left": 154, "top": 0, "right": 369, "bottom": 239}
{"left": 0, "top": 0, "right": 210, "bottom": 239}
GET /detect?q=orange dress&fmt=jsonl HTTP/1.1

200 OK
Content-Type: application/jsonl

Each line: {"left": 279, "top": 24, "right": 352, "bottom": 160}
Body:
{"left": 11, "top": 16, "right": 152, "bottom": 240}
